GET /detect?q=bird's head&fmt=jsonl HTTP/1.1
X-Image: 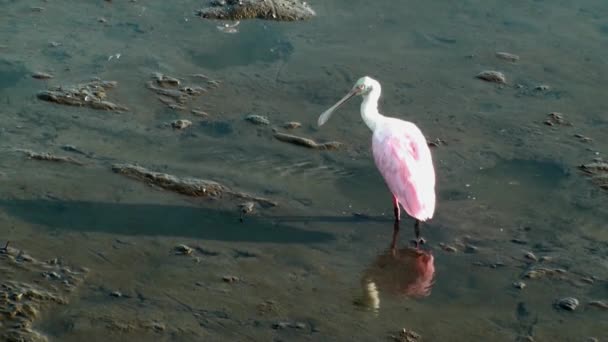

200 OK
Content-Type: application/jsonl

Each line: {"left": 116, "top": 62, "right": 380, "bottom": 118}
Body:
{"left": 318, "top": 76, "right": 381, "bottom": 126}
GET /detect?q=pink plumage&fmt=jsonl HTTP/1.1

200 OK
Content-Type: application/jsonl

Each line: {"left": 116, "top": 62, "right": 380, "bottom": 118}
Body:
{"left": 318, "top": 76, "right": 436, "bottom": 246}
{"left": 372, "top": 118, "right": 436, "bottom": 221}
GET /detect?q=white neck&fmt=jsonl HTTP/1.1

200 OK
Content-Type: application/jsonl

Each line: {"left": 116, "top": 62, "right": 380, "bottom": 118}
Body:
{"left": 360, "top": 87, "right": 383, "bottom": 132}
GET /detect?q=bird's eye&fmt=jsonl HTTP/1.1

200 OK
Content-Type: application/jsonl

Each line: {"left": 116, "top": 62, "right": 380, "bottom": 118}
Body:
{"left": 358, "top": 85, "right": 365, "bottom": 90}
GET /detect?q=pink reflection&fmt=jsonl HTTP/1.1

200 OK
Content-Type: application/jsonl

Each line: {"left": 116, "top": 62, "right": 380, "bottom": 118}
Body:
{"left": 362, "top": 247, "right": 435, "bottom": 299}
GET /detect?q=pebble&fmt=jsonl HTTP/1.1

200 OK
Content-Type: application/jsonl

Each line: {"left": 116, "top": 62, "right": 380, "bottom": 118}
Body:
{"left": 391, "top": 328, "right": 422, "bottom": 342}
{"left": 282, "top": 121, "right": 301, "bottom": 129}
{"left": 534, "top": 84, "right": 550, "bottom": 91}
{"left": 544, "top": 112, "right": 571, "bottom": 126}
{"left": 245, "top": 114, "right": 270, "bottom": 125}
{"left": 31, "top": 72, "right": 53, "bottom": 80}
{"left": 524, "top": 251, "right": 537, "bottom": 261}
{"left": 439, "top": 243, "right": 457, "bottom": 252}
{"left": 476, "top": 70, "right": 506, "bottom": 84}
{"left": 109, "top": 291, "right": 123, "bottom": 298}
{"left": 174, "top": 244, "right": 193, "bottom": 255}
{"left": 556, "top": 297, "right": 579, "bottom": 311}
{"left": 171, "top": 119, "right": 192, "bottom": 130}
{"left": 495, "top": 51, "right": 519, "bottom": 62}
{"left": 513, "top": 281, "right": 526, "bottom": 290}
{"left": 222, "top": 275, "right": 239, "bottom": 283}
{"left": 191, "top": 109, "right": 209, "bottom": 117}
{"left": 272, "top": 321, "right": 307, "bottom": 330}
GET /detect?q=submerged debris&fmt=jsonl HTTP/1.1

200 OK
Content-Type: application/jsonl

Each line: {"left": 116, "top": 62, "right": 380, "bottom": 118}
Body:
{"left": 495, "top": 51, "right": 520, "bottom": 62}
{"left": 544, "top": 112, "right": 571, "bottom": 126}
{"left": 15, "top": 148, "right": 84, "bottom": 165}
{"left": 37, "top": 79, "right": 128, "bottom": 111}
{"left": 273, "top": 132, "right": 342, "bottom": 150}
{"left": 555, "top": 297, "right": 579, "bottom": 311}
{"left": 578, "top": 161, "right": 608, "bottom": 190}
{"left": 476, "top": 70, "right": 506, "bottom": 84}
{"left": 196, "top": 0, "right": 316, "bottom": 21}
{"left": 111, "top": 163, "right": 277, "bottom": 207}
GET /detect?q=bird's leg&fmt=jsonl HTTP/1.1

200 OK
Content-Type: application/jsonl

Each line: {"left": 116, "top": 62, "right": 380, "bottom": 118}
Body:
{"left": 410, "top": 220, "right": 426, "bottom": 248}
{"left": 392, "top": 195, "right": 401, "bottom": 222}
{"left": 390, "top": 220, "right": 400, "bottom": 251}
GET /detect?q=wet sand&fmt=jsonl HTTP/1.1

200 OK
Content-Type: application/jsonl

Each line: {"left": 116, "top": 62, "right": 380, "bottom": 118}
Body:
{"left": 1, "top": 0, "right": 607, "bottom": 341}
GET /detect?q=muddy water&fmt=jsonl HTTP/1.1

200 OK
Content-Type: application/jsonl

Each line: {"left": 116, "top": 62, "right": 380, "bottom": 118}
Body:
{"left": 1, "top": 0, "right": 607, "bottom": 341}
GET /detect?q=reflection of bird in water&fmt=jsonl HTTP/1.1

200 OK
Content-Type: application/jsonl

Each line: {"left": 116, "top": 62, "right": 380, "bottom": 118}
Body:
{"left": 357, "top": 239, "right": 435, "bottom": 311}
{"left": 317, "top": 76, "right": 436, "bottom": 247}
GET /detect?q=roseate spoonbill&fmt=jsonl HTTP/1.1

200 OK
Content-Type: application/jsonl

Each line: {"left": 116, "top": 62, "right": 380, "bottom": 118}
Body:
{"left": 317, "top": 76, "right": 436, "bottom": 246}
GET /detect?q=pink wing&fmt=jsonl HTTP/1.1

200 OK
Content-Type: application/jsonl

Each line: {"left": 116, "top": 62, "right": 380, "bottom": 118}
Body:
{"left": 372, "top": 121, "right": 436, "bottom": 221}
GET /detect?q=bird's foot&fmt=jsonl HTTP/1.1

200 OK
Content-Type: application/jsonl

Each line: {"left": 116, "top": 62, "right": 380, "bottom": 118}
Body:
{"left": 410, "top": 237, "right": 426, "bottom": 248}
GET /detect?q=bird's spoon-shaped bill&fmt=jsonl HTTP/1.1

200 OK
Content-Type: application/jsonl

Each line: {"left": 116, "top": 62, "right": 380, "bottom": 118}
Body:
{"left": 317, "top": 88, "right": 358, "bottom": 126}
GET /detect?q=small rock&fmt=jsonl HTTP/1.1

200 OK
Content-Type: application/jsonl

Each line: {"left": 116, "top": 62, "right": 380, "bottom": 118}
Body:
{"left": 392, "top": 328, "right": 422, "bottom": 342}
{"left": 282, "top": 121, "right": 301, "bottom": 129}
{"left": 32, "top": 72, "right": 53, "bottom": 80}
{"left": 222, "top": 275, "right": 239, "bottom": 283}
{"left": 439, "top": 243, "right": 457, "bottom": 252}
{"left": 272, "top": 321, "right": 290, "bottom": 330}
{"left": 191, "top": 109, "right": 209, "bottom": 117}
{"left": 476, "top": 70, "right": 506, "bottom": 84}
{"left": 534, "top": 84, "right": 550, "bottom": 91}
{"left": 556, "top": 297, "right": 579, "bottom": 311}
{"left": 511, "top": 238, "right": 528, "bottom": 245}
{"left": 586, "top": 338, "right": 599, "bottom": 342}
{"left": 574, "top": 133, "right": 593, "bottom": 143}
{"left": 539, "top": 256, "right": 553, "bottom": 262}
{"left": 174, "top": 244, "right": 193, "bottom": 255}
{"left": 544, "top": 112, "right": 571, "bottom": 126}
{"left": 513, "top": 281, "right": 526, "bottom": 290}
{"left": 588, "top": 300, "right": 608, "bottom": 310}
{"left": 171, "top": 119, "right": 192, "bottom": 130}
{"left": 524, "top": 251, "right": 537, "bottom": 261}
{"left": 495, "top": 52, "right": 519, "bottom": 62}
{"left": 110, "top": 291, "right": 123, "bottom": 298}
{"left": 293, "top": 322, "right": 306, "bottom": 329}
{"left": 98, "top": 17, "right": 107, "bottom": 23}
{"left": 245, "top": 114, "right": 270, "bottom": 125}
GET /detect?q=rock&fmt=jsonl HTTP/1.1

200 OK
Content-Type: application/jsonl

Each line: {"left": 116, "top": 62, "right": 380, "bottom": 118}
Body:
{"left": 273, "top": 132, "right": 342, "bottom": 150}
{"left": 174, "top": 244, "right": 194, "bottom": 255}
{"left": 245, "top": 114, "right": 270, "bottom": 125}
{"left": 495, "top": 52, "right": 519, "bottom": 62}
{"left": 282, "top": 121, "right": 301, "bottom": 129}
{"left": 15, "top": 148, "right": 84, "bottom": 166}
{"left": 534, "top": 84, "right": 550, "bottom": 91}
{"left": 31, "top": 72, "right": 53, "bottom": 80}
{"left": 556, "top": 297, "right": 579, "bottom": 311}
{"left": 524, "top": 252, "right": 537, "bottom": 261}
{"left": 152, "top": 72, "right": 180, "bottom": 87}
{"left": 513, "top": 281, "right": 526, "bottom": 290}
{"left": 544, "top": 112, "right": 571, "bottom": 126}
{"left": 391, "top": 328, "right": 422, "bottom": 342}
{"left": 111, "top": 163, "right": 278, "bottom": 206}
{"left": 476, "top": 70, "right": 506, "bottom": 84}
{"left": 109, "top": 291, "right": 123, "bottom": 298}
{"left": 37, "top": 79, "right": 128, "bottom": 111}
{"left": 588, "top": 300, "right": 608, "bottom": 310}
{"left": 191, "top": 109, "right": 209, "bottom": 117}
{"left": 439, "top": 243, "right": 457, "bottom": 253}
{"left": 222, "top": 275, "right": 239, "bottom": 283}
{"left": 171, "top": 119, "right": 192, "bottom": 130}
{"left": 574, "top": 133, "right": 593, "bottom": 143}
{"left": 196, "top": 0, "right": 316, "bottom": 21}
{"left": 578, "top": 161, "right": 608, "bottom": 190}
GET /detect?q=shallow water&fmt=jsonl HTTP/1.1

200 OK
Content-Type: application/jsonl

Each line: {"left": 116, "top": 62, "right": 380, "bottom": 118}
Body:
{"left": 1, "top": 0, "right": 607, "bottom": 341}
